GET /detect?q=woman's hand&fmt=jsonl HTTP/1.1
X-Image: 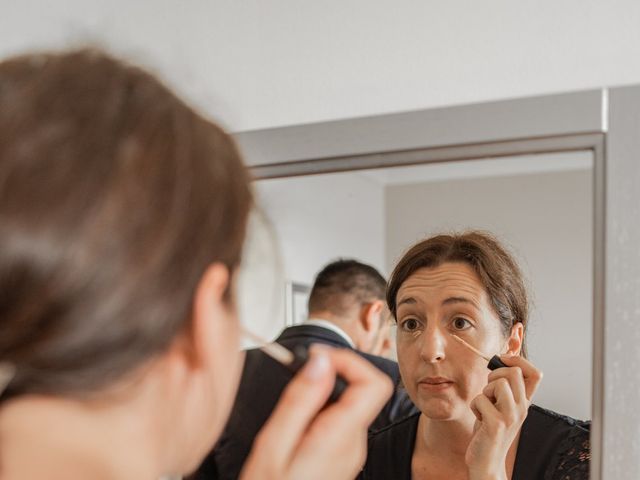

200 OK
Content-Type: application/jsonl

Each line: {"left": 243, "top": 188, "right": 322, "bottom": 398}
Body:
{"left": 239, "top": 344, "right": 393, "bottom": 480}
{"left": 465, "top": 355, "right": 543, "bottom": 480}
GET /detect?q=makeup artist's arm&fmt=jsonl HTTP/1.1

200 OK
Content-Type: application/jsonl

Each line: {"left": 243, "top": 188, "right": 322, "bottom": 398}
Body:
{"left": 239, "top": 345, "right": 393, "bottom": 480}
{"left": 465, "top": 355, "right": 543, "bottom": 480}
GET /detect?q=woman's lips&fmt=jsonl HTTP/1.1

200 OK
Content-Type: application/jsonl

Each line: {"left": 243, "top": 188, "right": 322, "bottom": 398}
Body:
{"left": 417, "top": 376, "right": 454, "bottom": 391}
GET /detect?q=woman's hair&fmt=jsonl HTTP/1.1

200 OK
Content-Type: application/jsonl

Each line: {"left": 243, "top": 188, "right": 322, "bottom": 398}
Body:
{"left": 0, "top": 49, "right": 252, "bottom": 400}
{"left": 387, "top": 231, "right": 529, "bottom": 357}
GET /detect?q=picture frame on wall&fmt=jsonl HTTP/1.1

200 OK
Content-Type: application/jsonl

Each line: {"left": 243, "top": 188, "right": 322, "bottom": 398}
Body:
{"left": 284, "top": 281, "right": 311, "bottom": 326}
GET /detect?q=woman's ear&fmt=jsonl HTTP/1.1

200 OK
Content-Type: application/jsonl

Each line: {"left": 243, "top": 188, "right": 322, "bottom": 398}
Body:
{"left": 166, "top": 263, "right": 243, "bottom": 469}
{"left": 187, "top": 263, "right": 231, "bottom": 368}
{"left": 505, "top": 322, "right": 524, "bottom": 356}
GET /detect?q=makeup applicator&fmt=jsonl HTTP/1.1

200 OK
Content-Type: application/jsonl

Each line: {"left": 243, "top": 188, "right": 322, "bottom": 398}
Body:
{"left": 242, "top": 327, "right": 348, "bottom": 403}
{"left": 451, "top": 334, "right": 508, "bottom": 371}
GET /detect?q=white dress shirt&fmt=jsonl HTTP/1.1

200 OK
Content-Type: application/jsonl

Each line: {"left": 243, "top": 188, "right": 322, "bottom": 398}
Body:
{"left": 304, "top": 318, "right": 356, "bottom": 349}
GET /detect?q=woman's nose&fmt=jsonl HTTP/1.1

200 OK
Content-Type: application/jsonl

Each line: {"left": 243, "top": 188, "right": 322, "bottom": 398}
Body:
{"left": 419, "top": 327, "right": 446, "bottom": 363}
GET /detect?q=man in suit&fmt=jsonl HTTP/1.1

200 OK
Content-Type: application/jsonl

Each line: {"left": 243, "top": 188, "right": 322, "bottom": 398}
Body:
{"left": 192, "top": 259, "right": 416, "bottom": 480}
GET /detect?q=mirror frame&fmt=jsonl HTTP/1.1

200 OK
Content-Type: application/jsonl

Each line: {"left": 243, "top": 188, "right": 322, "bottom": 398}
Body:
{"left": 234, "top": 87, "right": 640, "bottom": 479}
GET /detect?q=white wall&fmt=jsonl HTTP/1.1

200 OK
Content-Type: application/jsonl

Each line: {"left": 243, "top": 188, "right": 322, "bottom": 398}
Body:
{"left": 249, "top": 172, "right": 385, "bottom": 339}
{"left": 385, "top": 166, "right": 593, "bottom": 419}
{"left": 2, "top": 1, "right": 640, "bottom": 132}
{"left": 256, "top": 173, "right": 386, "bottom": 283}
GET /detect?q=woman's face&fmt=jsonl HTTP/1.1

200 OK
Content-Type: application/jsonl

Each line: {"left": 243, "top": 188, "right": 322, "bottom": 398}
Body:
{"left": 395, "top": 262, "right": 509, "bottom": 421}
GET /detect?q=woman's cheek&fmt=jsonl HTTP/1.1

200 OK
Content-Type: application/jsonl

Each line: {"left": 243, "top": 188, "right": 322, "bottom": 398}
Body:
{"left": 463, "top": 361, "right": 491, "bottom": 403}
{"left": 396, "top": 338, "right": 420, "bottom": 397}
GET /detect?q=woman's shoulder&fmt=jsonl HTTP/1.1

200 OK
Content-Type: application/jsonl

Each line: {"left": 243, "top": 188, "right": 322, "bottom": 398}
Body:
{"left": 528, "top": 404, "right": 590, "bottom": 430}
{"left": 516, "top": 404, "right": 590, "bottom": 480}
{"left": 358, "top": 412, "right": 420, "bottom": 480}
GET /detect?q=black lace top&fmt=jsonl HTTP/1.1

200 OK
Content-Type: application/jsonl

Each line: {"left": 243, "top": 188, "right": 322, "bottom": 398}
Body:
{"left": 359, "top": 404, "right": 590, "bottom": 480}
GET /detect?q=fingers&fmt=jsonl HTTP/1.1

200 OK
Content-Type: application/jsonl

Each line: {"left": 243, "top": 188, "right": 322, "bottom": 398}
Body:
{"left": 483, "top": 377, "right": 514, "bottom": 407}
{"left": 482, "top": 378, "right": 519, "bottom": 425}
{"left": 314, "top": 345, "right": 394, "bottom": 428}
{"left": 494, "top": 355, "right": 543, "bottom": 400}
{"left": 472, "top": 355, "right": 542, "bottom": 441}
{"left": 285, "top": 346, "right": 392, "bottom": 479}
{"left": 247, "top": 344, "right": 393, "bottom": 478}
{"left": 470, "top": 394, "right": 500, "bottom": 426}
{"left": 470, "top": 395, "right": 482, "bottom": 422}
{"left": 466, "top": 356, "right": 541, "bottom": 478}
{"left": 252, "top": 346, "right": 336, "bottom": 471}
{"left": 487, "top": 366, "right": 526, "bottom": 405}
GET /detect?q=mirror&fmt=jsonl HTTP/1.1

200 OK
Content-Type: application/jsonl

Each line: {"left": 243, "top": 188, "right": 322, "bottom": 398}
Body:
{"left": 251, "top": 150, "right": 593, "bottom": 421}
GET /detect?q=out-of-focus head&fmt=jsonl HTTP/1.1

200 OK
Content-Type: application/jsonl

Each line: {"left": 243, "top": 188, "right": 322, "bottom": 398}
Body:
{"left": 308, "top": 259, "right": 388, "bottom": 353}
{"left": 0, "top": 49, "right": 252, "bottom": 471}
{"left": 369, "top": 312, "right": 394, "bottom": 358}
{"left": 387, "top": 232, "right": 527, "bottom": 420}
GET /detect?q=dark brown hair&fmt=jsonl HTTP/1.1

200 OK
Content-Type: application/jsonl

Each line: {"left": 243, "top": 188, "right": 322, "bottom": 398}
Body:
{"left": 0, "top": 49, "right": 252, "bottom": 399}
{"left": 387, "top": 231, "right": 529, "bottom": 357}
{"left": 308, "top": 259, "right": 386, "bottom": 317}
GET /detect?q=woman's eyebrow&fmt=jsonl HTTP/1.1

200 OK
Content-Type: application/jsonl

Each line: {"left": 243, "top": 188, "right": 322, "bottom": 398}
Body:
{"left": 397, "top": 297, "right": 417, "bottom": 307}
{"left": 442, "top": 296, "right": 479, "bottom": 309}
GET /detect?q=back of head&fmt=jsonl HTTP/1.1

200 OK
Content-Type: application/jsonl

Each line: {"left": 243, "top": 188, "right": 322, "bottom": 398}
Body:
{"left": 308, "top": 259, "right": 386, "bottom": 318}
{"left": 0, "top": 49, "right": 252, "bottom": 400}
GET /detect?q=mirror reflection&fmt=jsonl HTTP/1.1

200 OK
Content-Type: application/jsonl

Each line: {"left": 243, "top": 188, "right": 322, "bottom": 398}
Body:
{"left": 253, "top": 150, "right": 593, "bottom": 420}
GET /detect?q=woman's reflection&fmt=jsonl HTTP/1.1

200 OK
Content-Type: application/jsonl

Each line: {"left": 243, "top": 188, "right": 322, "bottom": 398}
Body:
{"left": 359, "top": 231, "right": 590, "bottom": 480}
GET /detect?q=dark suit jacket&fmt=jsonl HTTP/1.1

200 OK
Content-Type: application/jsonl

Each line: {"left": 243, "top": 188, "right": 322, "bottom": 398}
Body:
{"left": 192, "top": 324, "right": 417, "bottom": 480}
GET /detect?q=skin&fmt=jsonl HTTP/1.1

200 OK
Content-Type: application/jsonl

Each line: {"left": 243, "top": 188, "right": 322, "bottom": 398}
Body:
{"left": 309, "top": 298, "right": 386, "bottom": 354}
{"left": 0, "top": 264, "right": 394, "bottom": 479}
{"left": 395, "top": 262, "right": 542, "bottom": 480}
{"left": 369, "top": 312, "right": 394, "bottom": 358}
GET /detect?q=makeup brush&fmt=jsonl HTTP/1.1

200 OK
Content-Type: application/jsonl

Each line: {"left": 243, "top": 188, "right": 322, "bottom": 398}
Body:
{"left": 241, "top": 327, "right": 348, "bottom": 403}
{"left": 450, "top": 334, "right": 507, "bottom": 371}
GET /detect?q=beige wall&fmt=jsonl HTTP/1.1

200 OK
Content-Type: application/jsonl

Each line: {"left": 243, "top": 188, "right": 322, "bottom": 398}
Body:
{"left": 385, "top": 168, "right": 593, "bottom": 419}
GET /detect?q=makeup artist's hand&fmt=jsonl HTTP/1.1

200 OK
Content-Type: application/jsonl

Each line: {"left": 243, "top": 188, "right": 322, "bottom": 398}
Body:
{"left": 465, "top": 355, "right": 543, "bottom": 480}
{"left": 239, "top": 344, "right": 393, "bottom": 480}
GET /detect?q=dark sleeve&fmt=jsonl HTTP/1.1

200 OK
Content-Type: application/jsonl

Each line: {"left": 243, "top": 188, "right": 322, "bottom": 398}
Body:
{"left": 388, "top": 386, "right": 419, "bottom": 423}
{"left": 545, "top": 422, "right": 591, "bottom": 480}
{"left": 359, "top": 413, "right": 418, "bottom": 480}
{"left": 186, "top": 452, "right": 219, "bottom": 480}
{"left": 361, "top": 354, "right": 418, "bottom": 431}
{"left": 369, "top": 385, "right": 418, "bottom": 432}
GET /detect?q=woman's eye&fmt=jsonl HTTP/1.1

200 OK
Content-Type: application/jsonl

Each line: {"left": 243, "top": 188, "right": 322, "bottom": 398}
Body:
{"left": 452, "top": 317, "right": 472, "bottom": 330}
{"left": 401, "top": 318, "right": 420, "bottom": 331}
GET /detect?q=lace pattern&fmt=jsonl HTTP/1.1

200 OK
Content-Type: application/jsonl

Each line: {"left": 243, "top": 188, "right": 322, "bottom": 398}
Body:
{"left": 547, "top": 422, "right": 590, "bottom": 480}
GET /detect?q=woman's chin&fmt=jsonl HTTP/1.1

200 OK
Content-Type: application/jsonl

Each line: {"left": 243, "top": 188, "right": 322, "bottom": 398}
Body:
{"left": 417, "top": 397, "right": 466, "bottom": 421}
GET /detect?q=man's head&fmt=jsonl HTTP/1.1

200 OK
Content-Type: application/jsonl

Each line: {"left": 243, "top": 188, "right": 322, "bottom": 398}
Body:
{"left": 308, "top": 259, "right": 390, "bottom": 354}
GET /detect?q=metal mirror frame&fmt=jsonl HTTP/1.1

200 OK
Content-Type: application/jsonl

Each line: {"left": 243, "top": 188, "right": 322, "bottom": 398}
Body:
{"left": 233, "top": 86, "right": 640, "bottom": 479}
